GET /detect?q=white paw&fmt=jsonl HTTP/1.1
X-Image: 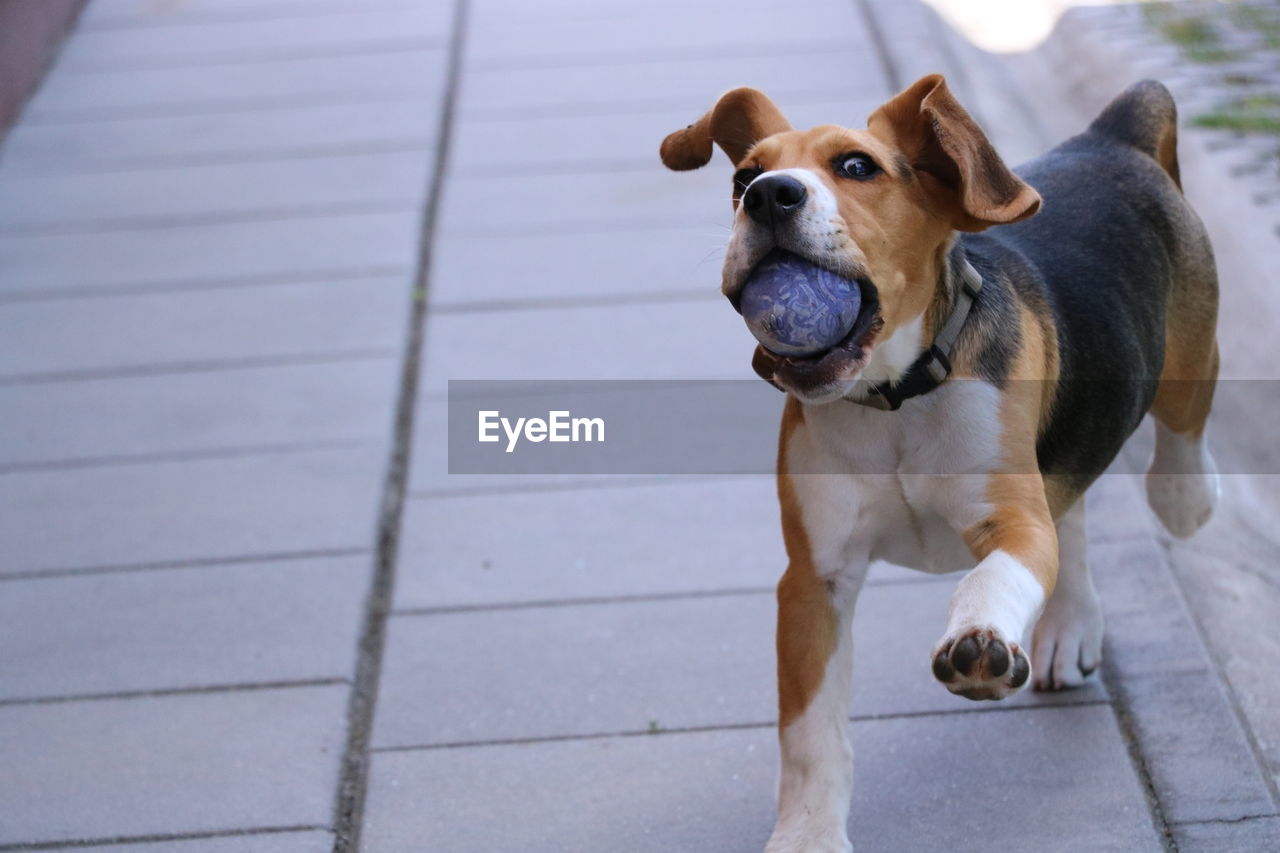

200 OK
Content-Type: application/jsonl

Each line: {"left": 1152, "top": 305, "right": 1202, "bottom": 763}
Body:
{"left": 1031, "top": 591, "right": 1103, "bottom": 691}
{"left": 930, "top": 625, "right": 1030, "bottom": 700}
{"left": 1147, "top": 426, "right": 1220, "bottom": 538}
{"left": 765, "top": 826, "right": 851, "bottom": 853}
{"left": 1146, "top": 465, "right": 1219, "bottom": 538}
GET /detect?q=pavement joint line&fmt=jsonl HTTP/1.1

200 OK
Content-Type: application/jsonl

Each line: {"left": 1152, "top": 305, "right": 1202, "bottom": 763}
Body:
{"left": 389, "top": 575, "right": 955, "bottom": 617}
{"left": 0, "top": 547, "right": 372, "bottom": 584}
{"left": 330, "top": 0, "right": 468, "bottom": 849}
{"left": 0, "top": 350, "right": 400, "bottom": 388}
{"left": 852, "top": 0, "right": 902, "bottom": 91}
{"left": 0, "top": 438, "right": 384, "bottom": 476}
{"left": 368, "top": 698, "right": 1115, "bottom": 755}
{"left": 406, "top": 475, "right": 762, "bottom": 500}
{"left": 78, "top": 1, "right": 424, "bottom": 32}
{"left": 448, "top": 157, "right": 664, "bottom": 178}
{"left": 460, "top": 89, "right": 860, "bottom": 124}
{"left": 0, "top": 267, "right": 414, "bottom": 306}
{"left": 1171, "top": 814, "right": 1280, "bottom": 826}
{"left": 430, "top": 288, "right": 723, "bottom": 315}
{"left": 23, "top": 90, "right": 449, "bottom": 127}
{"left": 0, "top": 825, "right": 333, "bottom": 852}
{"left": 455, "top": 87, "right": 868, "bottom": 124}
{"left": 1154, "top": 534, "right": 1280, "bottom": 812}
{"left": 52, "top": 38, "right": 449, "bottom": 77}
{"left": 442, "top": 216, "right": 733, "bottom": 239}
{"left": 463, "top": 38, "right": 871, "bottom": 73}
{"left": 0, "top": 198, "right": 422, "bottom": 238}
{"left": 5, "top": 138, "right": 439, "bottom": 177}
{"left": 458, "top": 87, "right": 862, "bottom": 123}
{"left": 1101, "top": 656, "right": 1179, "bottom": 851}
{"left": 0, "top": 678, "right": 352, "bottom": 710}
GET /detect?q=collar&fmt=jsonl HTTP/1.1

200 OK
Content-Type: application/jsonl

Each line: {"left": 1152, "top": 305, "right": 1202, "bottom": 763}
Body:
{"left": 852, "top": 258, "right": 984, "bottom": 412}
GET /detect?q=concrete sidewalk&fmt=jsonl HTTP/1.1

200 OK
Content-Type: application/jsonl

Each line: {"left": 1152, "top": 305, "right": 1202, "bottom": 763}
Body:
{"left": 1, "top": 0, "right": 1276, "bottom": 851}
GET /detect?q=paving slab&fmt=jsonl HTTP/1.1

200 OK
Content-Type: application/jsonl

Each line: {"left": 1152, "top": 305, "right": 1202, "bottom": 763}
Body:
{"left": 0, "top": 555, "right": 367, "bottom": 701}
{"left": 1, "top": 99, "right": 440, "bottom": 172}
{"left": 0, "top": 150, "right": 429, "bottom": 232}
{"left": 79, "top": 0, "right": 424, "bottom": 29}
{"left": 0, "top": 446, "right": 384, "bottom": 575}
{"left": 1086, "top": 471, "right": 1154, "bottom": 545}
{"left": 26, "top": 49, "right": 446, "bottom": 122}
{"left": 0, "top": 276, "right": 407, "bottom": 379}
{"left": 1113, "top": 668, "right": 1275, "bottom": 825}
{"left": 1092, "top": 538, "right": 1220, "bottom": 680}
{"left": 1092, "top": 537, "right": 1278, "bottom": 824}
{"left": 0, "top": 685, "right": 347, "bottom": 846}
{"left": 363, "top": 705, "right": 1159, "bottom": 853}
{"left": 419, "top": 300, "right": 755, "bottom": 391}
{"left": 1165, "top": 535, "right": 1280, "bottom": 791}
{"left": 373, "top": 580, "right": 1102, "bottom": 749}
{"left": 458, "top": 48, "right": 886, "bottom": 119}
{"left": 393, "top": 478, "right": 782, "bottom": 610}
{"left": 1172, "top": 816, "right": 1280, "bottom": 852}
{"left": 0, "top": 359, "right": 397, "bottom": 468}
{"left": 466, "top": 8, "right": 870, "bottom": 67}
{"left": 394, "top": 479, "right": 935, "bottom": 610}
{"left": 448, "top": 96, "right": 882, "bottom": 177}
{"left": 428, "top": 226, "right": 726, "bottom": 308}
{"left": 0, "top": 212, "right": 419, "bottom": 299}
{"left": 471, "top": 0, "right": 852, "bottom": 27}
{"left": 37, "top": 830, "right": 335, "bottom": 853}
{"left": 57, "top": 7, "right": 451, "bottom": 72}
{"left": 439, "top": 166, "right": 724, "bottom": 234}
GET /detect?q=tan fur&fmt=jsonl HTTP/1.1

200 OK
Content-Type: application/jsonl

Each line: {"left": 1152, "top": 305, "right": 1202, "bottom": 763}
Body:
{"left": 1153, "top": 240, "right": 1219, "bottom": 437}
{"left": 960, "top": 306, "right": 1059, "bottom": 593}
{"left": 774, "top": 398, "right": 840, "bottom": 729}
{"left": 659, "top": 87, "right": 792, "bottom": 171}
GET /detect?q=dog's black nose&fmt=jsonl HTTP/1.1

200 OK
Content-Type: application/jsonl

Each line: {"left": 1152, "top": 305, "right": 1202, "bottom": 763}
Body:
{"left": 742, "top": 174, "right": 807, "bottom": 225}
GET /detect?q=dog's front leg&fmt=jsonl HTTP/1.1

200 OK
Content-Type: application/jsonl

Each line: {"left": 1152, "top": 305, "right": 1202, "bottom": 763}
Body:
{"left": 931, "top": 481, "right": 1058, "bottom": 700}
{"left": 766, "top": 470, "right": 867, "bottom": 853}
{"left": 769, "top": 562, "right": 861, "bottom": 853}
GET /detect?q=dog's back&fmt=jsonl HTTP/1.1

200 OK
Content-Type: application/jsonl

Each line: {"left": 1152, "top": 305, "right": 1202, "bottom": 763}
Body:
{"left": 968, "top": 80, "right": 1219, "bottom": 501}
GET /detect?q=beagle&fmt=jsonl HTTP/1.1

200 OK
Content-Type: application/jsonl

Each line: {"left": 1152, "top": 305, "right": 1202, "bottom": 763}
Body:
{"left": 660, "top": 75, "right": 1220, "bottom": 852}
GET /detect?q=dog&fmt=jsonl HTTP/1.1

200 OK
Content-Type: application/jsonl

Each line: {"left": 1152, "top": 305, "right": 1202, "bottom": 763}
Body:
{"left": 660, "top": 74, "right": 1220, "bottom": 852}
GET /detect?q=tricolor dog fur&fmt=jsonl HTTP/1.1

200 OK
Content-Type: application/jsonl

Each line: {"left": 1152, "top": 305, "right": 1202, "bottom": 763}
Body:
{"left": 660, "top": 75, "right": 1220, "bottom": 852}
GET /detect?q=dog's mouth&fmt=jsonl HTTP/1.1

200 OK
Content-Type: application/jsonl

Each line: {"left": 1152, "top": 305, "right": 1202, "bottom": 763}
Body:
{"left": 745, "top": 268, "right": 884, "bottom": 400}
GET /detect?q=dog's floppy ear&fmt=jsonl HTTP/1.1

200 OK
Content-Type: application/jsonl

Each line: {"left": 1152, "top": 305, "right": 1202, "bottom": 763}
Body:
{"left": 868, "top": 74, "right": 1040, "bottom": 231}
{"left": 660, "top": 87, "right": 792, "bottom": 170}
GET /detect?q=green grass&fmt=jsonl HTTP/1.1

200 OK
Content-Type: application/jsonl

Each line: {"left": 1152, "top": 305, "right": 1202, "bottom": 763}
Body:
{"left": 1230, "top": 2, "right": 1280, "bottom": 49}
{"left": 1143, "top": 3, "right": 1241, "bottom": 63}
{"left": 1193, "top": 94, "right": 1280, "bottom": 134}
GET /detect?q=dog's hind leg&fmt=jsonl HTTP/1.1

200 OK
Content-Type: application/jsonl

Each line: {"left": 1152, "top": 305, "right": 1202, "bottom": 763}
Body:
{"left": 1146, "top": 228, "right": 1221, "bottom": 537}
{"left": 1031, "top": 498, "right": 1103, "bottom": 690}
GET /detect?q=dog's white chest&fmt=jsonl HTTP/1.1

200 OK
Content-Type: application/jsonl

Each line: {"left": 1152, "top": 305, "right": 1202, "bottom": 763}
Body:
{"left": 788, "top": 381, "right": 1003, "bottom": 575}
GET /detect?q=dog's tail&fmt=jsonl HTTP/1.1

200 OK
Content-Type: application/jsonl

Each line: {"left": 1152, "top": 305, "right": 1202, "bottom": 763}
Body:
{"left": 1088, "top": 79, "right": 1181, "bottom": 190}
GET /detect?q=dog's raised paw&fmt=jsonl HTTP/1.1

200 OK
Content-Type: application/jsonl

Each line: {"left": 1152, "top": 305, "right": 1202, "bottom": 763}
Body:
{"left": 931, "top": 627, "right": 1029, "bottom": 700}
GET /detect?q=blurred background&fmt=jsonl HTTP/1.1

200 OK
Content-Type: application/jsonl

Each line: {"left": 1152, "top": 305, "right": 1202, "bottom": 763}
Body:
{"left": 1, "top": 1, "right": 1277, "bottom": 851}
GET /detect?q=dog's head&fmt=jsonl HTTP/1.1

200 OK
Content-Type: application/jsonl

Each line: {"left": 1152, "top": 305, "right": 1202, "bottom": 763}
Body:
{"left": 660, "top": 74, "right": 1040, "bottom": 404}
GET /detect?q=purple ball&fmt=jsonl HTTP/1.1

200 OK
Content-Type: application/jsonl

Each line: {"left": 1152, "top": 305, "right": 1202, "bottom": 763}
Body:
{"left": 740, "top": 250, "right": 861, "bottom": 356}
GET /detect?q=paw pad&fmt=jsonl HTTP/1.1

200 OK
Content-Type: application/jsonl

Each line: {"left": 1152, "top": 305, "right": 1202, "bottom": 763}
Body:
{"left": 932, "top": 628, "right": 1029, "bottom": 700}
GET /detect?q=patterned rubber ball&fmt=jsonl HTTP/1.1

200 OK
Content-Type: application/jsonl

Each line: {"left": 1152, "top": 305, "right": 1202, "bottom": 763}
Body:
{"left": 739, "top": 250, "right": 861, "bottom": 357}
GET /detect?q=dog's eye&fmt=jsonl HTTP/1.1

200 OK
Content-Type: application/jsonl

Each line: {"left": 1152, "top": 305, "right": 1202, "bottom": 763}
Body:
{"left": 733, "top": 166, "right": 763, "bottom": 196}
{"left": 835, "top": 154, "right": 881, "bottom": 180}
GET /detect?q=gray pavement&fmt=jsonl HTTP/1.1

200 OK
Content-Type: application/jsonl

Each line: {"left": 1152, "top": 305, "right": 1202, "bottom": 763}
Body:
{"left": 1, "top": 1, "right": 1277, "bottom": 851}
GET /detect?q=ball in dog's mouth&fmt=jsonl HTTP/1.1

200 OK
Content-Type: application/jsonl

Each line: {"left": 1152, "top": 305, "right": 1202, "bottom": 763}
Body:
{"left": 739, "top": 249, "right": 861, "bottom": 357}
{"left": 737, "top": 249, "right": 882, "bottom": 393}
